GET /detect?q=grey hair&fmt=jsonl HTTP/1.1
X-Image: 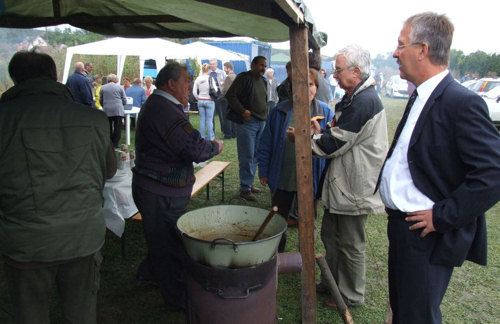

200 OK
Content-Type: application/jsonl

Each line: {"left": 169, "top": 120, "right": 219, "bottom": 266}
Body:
{"left": 155, "top": 62, "right": 187, "bottom": 88}
{"left": 334, "top": 44, "right": 371, "bottom": 79}
{"left": 266, "top": 68, "right": 274, "bottom": 74}
{"left": 404, "top": 12, "right": 454, "bottom": 66}
{"left": 107, "top": 73, "right": 118, "bottom": 83}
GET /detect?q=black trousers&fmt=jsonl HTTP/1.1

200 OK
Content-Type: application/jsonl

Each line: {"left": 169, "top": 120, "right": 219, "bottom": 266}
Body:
{"left": 4, "top": 253, "right": 101, "bottom": 324}
{"left": 108, "top": 116, "right": 122, "bottom": 148}
{"left": 219, "top": 99, "right": 236, "bottom": 138}
{"left": 387, "top": 209, "right": 453, "bottom": 324}
{"left": 132, "top": 184, "right": 190, "bottom": 310}
{"left": 271, "top": 189, "right": 318, "bottom": 252}
{"left": 215, "top": 98, "right": 234, "bottom": 138}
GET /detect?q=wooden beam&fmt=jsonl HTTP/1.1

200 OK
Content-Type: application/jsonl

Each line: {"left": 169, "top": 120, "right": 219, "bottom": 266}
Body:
{"left": 52, "top": 0, "right": 61, "bottom": 18}
{"left": 275, "top": 0, "right": 305, "bottom": 24}
{"left": 290, "top": 24, "right": 316, "bottom": 323}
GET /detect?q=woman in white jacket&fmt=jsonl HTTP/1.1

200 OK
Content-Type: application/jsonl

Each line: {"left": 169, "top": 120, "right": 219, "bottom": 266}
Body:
{"left": 192, "top": 63, "right": 216, "bottom": 140}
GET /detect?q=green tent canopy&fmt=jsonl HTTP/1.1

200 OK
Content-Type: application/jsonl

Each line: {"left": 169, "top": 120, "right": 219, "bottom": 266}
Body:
{"left": 0, "top": 0, "right": 326, "bottom": 50}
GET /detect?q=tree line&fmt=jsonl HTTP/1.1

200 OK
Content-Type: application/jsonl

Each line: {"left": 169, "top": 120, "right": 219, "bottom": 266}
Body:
{"left": 373, "top": 49, "right": 500, "bottom": 80}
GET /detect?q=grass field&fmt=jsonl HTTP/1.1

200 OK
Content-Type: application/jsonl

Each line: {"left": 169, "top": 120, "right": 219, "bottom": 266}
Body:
{"left": 0, "top": 96, "right": 498, "bottom": 323}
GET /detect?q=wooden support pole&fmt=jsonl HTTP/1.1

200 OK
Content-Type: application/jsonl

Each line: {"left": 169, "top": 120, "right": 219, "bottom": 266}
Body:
{"left": 289, "top": 24, "right": 316, "bottom": 324}
{"left": 316, "top": 254, "right": 354, "bottom": 324}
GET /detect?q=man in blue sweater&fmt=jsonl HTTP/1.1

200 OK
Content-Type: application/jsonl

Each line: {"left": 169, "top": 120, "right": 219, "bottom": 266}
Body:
{"left": 66, "top": 61, "right": 94, "bottom": 107}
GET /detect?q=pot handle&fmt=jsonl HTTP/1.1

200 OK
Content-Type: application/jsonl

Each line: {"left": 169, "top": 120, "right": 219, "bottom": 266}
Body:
{"left": 206, "top": 284, "right": 262, "bottom": 299}
{"left": 210, "top": 238, "right": 239, "bottom": 252}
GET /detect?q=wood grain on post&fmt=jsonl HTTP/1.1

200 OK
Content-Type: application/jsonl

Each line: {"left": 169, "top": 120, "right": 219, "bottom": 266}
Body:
{"left": 290, "top": 24, "right": 317, "bottom": 324}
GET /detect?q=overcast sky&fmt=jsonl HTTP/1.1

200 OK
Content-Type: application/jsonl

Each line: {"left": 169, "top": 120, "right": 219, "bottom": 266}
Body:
{"left": 272, "top": 0, "right": 498, "bottom": 58}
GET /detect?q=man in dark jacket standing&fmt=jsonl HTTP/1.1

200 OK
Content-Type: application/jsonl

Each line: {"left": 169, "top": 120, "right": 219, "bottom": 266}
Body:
{"left": 132, "top": 62, "right": 223, "bottom": 310}
{"left": 378, "top": 12, "right": 500, "bottom": 323}
{"left": 0, "top": 51, "right": 116, "bottom": 324}
{"left": 226, "top": 56, "right": 268, "bottom": 201}
{"left": 66, "top": 61, "right": 94, "bottom": 107}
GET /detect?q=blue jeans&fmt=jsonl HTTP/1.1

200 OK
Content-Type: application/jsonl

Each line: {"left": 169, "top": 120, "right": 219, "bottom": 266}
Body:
{"left": 197, "top": 99, "right": 215, "bottom": 140}
{"left": 236, "top": 117, "right": 265, "bottom": 191}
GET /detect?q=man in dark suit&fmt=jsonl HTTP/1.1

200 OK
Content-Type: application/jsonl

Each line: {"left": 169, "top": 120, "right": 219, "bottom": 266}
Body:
{"left": 378, "top": 12, "right": 500, "bottom": 324}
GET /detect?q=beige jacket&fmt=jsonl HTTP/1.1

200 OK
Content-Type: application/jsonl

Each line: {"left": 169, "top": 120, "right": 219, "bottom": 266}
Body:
{"left": 311, "top": 78, "right": 388, "bottom": 215}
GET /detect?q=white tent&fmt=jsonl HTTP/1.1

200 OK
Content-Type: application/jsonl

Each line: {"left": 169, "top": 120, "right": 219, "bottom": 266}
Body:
{"left": 63, "top": 38, "right": 250, "bottom": 83}
{"left": 62, "top": 37, "right": 189, "bottom": 83}
{"left": 182, "top": 41, "right": 249, "bottom": 67}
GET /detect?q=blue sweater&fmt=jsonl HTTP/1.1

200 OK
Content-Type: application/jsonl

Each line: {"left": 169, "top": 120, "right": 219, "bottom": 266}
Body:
{"left": 126, "top": 84, "right": 146, "bottom": 107}
{"left": 66, "top": 71, "right": 94, "bottom": 107}
{"left": 258, "top": 99, "right": 334, "bottom": 198}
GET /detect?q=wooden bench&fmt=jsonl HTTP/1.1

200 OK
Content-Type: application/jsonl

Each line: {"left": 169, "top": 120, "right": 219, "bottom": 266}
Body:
{"left": 130, "top": 161, "right": 230, "bottom": 222}
{"left": 191, "top": 160, "right": 231, "bottom": 200}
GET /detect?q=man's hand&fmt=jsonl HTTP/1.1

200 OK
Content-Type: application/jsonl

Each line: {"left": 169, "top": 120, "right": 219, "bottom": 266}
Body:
{"left": 310, "top": 119, "right": 321, "bottom": 134}
{"left": 260, "top": 176, "right": 268, "bottom": 186}
{"left": 243, "top": 109, "right": 252, "bottom": 122}
{"left": 286, "top": 127, "right": 295, "bottom": 143}
{"left": 405, "top": 209, "right": 436, "bottom": 237}
{"left": 214, "top": 139, "right": 224, "bottom": 154}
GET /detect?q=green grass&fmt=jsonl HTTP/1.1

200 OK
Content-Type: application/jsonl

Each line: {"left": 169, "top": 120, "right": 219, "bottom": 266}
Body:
{"left": 0, "top": 96, "right": 498, "bottom": 323}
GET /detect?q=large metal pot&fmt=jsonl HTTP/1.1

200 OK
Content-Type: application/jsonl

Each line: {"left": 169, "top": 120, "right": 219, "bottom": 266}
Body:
{"left": 177, "top": 205, "right": 286, "bottom": 268}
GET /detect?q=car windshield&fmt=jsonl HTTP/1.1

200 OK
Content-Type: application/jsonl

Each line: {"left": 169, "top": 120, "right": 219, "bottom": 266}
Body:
{"left": 483, "top": 81, "right": 500, "bottom": 93}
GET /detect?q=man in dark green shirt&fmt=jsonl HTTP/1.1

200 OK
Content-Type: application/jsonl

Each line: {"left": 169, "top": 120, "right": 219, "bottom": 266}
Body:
{"left": 226, "top": 56, "right": 268, "bottom": 201}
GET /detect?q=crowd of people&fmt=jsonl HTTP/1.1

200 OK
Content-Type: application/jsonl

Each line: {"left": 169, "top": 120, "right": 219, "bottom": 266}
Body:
{"left": 1, "top": 11, "right": 499, "bottom": 324}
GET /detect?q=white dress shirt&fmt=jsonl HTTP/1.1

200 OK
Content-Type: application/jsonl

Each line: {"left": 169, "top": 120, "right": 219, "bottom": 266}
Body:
{"left": 379, "top": 70, "right": 449, "bottom": 211}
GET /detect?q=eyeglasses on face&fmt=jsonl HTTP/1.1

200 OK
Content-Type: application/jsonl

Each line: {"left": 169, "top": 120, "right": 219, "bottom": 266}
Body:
{"left": 333, "top": 66, "right": 353, "bottom": 74}
{"left": 395, "top": 42, "right": 423, "bottom": 51}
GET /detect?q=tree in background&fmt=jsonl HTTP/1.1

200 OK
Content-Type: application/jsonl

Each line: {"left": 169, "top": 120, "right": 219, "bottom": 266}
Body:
{"left": 451, "top": 49, "right": 500, "bottom": 78}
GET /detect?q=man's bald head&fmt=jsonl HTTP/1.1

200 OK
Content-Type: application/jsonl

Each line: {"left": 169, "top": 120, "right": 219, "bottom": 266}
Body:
{"left": 74, "top": 62, "right": 84, "bottom": 72}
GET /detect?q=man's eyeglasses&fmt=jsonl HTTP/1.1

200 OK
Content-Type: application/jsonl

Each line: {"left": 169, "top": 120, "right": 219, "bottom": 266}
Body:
{"left": 395, "top": 42, "right": 423, "bottom": 51}
{"left": 333, "top": 67, "right": 351, "bottom": 74}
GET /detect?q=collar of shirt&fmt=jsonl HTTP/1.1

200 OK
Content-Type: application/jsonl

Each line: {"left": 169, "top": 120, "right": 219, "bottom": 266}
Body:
{"left": 379, "top": 70, "right": 449, "bottom": 212}
{"left": 152, "top": 89, "right": 183, "bottom": 107}
{"left": 415, "top": 69, "right": 449, "bottom": 105}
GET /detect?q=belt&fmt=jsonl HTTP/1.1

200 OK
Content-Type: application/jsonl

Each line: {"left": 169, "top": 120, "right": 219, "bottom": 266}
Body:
{"left": 385, "top": 208, "right": 407, "bottom": 219}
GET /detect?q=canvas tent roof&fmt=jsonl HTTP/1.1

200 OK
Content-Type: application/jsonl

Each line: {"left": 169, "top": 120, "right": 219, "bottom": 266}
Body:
{"left": 0, "top": 0, "right": 326, "bottom": 49}
{"left": 62, "top": 37, "right": 249, "bottom": 83}
{"left": 62, "top": 37, "right": 185, "bottom": 83}
{"left": 182, "top": 41, "right": 249, "bottom": 62}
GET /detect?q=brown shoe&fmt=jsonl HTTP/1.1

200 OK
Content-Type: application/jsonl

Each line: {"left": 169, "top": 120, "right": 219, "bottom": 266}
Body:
{"left": 316, "top": 281, "right": 329, "bottom": 294}
{"left": 287, "top": 219, "right": 298, "bottom": 227}
{"left": 324, "top": 299, "right": 337, "bottom": 309}
{"left": 250, "top": 186, "right": 262, "bottom": 194}
{"left": 240, "top": 190, "right": 257, "bottom": 201}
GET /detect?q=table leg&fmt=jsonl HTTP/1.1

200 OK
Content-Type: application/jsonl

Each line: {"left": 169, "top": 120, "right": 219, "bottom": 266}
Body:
{"left": 126, "top": 114, "right": 131, "bottom": 145}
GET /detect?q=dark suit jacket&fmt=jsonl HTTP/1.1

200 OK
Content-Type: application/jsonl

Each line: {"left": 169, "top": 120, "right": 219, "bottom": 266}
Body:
{"left": 408, "top": 73, "right": 500, "bottom": 266}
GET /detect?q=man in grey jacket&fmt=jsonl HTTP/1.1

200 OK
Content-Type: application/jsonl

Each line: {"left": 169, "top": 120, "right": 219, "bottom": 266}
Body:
{"left": 311, "top": 44, "right": 388, "bottom": 309}
{"left": 100, "top": 73, "right": 128, "bottom": 148}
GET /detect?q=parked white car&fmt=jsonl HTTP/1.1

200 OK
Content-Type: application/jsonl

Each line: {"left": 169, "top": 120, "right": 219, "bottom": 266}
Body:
{"left": 481, "top": 86, "right": 500, "bottom": 128}
{"left": 385, "top": 75, "right": 409, "bottom": 98}
{"left": 470, "top": 77, "right": 500, "bottom": 94}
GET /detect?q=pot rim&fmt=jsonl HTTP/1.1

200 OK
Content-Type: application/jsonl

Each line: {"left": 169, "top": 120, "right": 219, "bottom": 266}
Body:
{"left": 177, "top": 205, "right": 286, "bottom": 246}
{"left": 179, "top": 228, "right": 285, "bottom": 246}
